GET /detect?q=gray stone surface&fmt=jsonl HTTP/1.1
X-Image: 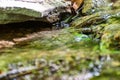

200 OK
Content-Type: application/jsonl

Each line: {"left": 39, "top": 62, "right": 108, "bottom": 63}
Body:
{"left": 0, "top": 0, "right": 71, "bottom": 24}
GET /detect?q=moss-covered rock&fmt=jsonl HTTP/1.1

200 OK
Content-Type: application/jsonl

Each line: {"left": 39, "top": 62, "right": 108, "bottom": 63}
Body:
{"left": 101, "top": 23, "right": 120, "bottom": 50}
{"left": 71, "top": 9, "right": 120, "bottom": 28}
{"left": 71, "top": 0, "right": 120, "bottom": 50}
{"left": 82, "top": 0, "right": 110, "bottom": 14}
{"left": 112, "top": 0, "right": 120, "bottom": 9}
{"left": 0, "top": 0, "right": 71, "bottom": 24}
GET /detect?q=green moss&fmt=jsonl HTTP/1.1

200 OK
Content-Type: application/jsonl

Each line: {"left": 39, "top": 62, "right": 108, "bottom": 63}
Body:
{"left": 0, "top": 7, "right": 41, "bottom": 17}
{"left": 0, "top": 12, "right": 35, "bottom": 24}
{"left": 0, "top": 1, "right": 120, "bottom": 79}
{"left": 101, "top": 17, "right": 120, "bottom": 50}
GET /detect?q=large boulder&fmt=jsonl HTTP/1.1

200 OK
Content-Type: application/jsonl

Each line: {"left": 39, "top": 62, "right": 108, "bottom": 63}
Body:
{"left": 0, "top": 0, "right": 71, "bottom": 24}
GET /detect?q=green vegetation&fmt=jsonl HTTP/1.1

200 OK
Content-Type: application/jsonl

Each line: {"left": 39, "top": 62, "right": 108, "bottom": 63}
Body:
{"left": 0, "top": 0, "right": 120, "bottom": 80}
{"left": 0, "top": 26, "right": 119, "bottom": 79}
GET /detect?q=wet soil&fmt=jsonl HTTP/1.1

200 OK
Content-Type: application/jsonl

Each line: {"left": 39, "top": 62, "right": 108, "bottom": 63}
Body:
{"left": 0, "top": 21, "right": 52, "bottom": 40}
{"left": 0, "top": 21, "right": 53, "bottom": 48}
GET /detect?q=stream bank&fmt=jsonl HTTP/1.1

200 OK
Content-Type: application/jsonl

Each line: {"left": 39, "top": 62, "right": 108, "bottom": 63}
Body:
{"left": 0, "top": 0, "right": 120, "bottom": 80}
